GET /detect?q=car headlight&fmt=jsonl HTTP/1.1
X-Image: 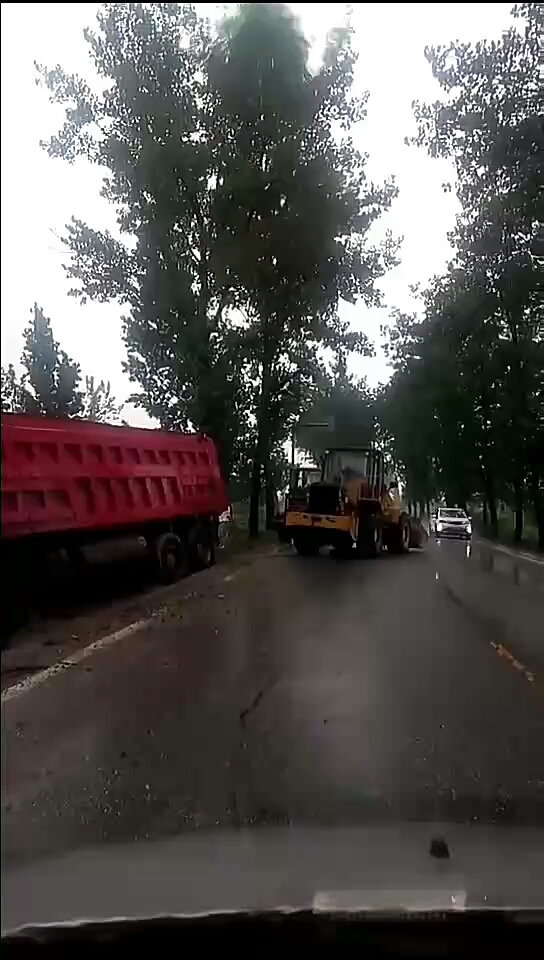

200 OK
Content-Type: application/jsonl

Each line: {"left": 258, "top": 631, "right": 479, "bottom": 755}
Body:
{"left": 436, "top": 521, "right": 443, "bottom": 532}
{"left": 466, "top": 522, "right": 472, "bottom": 534}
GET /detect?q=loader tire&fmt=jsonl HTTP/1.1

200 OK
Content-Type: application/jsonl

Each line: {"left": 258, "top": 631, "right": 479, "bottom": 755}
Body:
{"left": 293, "top": 537, "right": 319, "bottom": 556}
{"left": 334, "top": 536, "right": 355, "bottom": 559}
{"left": 409, "top": 519, "right": 427, "bottom": 549}
{"left": 388, "top": 516, "right": 411, "bottom": 555}
{"left": 357, "top": 518, "right": 383, "bottom": 558}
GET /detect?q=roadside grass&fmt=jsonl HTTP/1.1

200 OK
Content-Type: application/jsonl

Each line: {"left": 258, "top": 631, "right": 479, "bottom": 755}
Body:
{"left": 474, "top": 511, "right": 542, "bottom": 556}
{"left": 223, "top": 502, "right": 279, "bottom": 557}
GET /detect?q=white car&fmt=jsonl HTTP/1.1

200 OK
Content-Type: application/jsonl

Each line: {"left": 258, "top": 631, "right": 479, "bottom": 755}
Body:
{"left": 435, "top": 507, "right": 472, "bottom": 540}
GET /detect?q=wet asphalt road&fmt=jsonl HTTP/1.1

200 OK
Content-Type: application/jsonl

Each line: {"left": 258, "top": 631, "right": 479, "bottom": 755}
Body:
{"left": 2, "top": 538, "right": 544, "bottom": 870}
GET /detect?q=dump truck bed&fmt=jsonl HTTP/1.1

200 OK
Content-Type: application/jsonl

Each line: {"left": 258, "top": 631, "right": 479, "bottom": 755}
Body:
{"left": 1, "top": 414, "right": 228, "bottom": 541}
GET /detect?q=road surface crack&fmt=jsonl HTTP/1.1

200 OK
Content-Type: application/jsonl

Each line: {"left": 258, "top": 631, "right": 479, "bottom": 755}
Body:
{"left": 239, "top": 676, "right": 277, "bottom": 727}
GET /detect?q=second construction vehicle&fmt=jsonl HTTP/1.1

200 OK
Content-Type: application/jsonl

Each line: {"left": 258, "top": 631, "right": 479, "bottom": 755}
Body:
{"left": 281, "top": 447, "right": 426, "bottom": 557}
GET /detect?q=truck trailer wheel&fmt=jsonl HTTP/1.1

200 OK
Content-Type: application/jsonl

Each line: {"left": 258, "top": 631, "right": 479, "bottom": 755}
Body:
{"left": 188, "top": 521, "right": 215, "bottom": 570}
{"left": 153, "top": 532, "right": 188, "bottom": 583}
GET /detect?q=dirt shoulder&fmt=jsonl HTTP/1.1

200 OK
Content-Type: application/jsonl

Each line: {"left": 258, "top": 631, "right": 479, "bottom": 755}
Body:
{"left": 1, "top": 534, "right": 280, "bottom": 693}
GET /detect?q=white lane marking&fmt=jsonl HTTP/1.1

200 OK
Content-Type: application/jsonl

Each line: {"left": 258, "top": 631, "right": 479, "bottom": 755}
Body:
{"left": 478, "top": 539, "right": 543, "bottom": 565}
{"left": 1, "top": 619, "right": 149, "bottom": 704}
{"left": 2, "top": 552, "right": 276, "bottom": 705}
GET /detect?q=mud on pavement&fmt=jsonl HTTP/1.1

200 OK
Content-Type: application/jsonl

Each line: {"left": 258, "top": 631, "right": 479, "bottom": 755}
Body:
{"left": 1, "top": 538, "right": 283, "bottom": 695}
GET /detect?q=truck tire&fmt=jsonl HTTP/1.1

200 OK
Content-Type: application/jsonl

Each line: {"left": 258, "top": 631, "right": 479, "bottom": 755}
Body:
{"left": 293, "top": 536, "right": 319, "bottom": 556}
{"left": 154, "top": 532, "right": 188, "bottom": 583}
{"left": 188, "top": 521, "right": 215, "bottom": 570}
{"left": 388, "top": 516, "right": 411, "bottom": 555}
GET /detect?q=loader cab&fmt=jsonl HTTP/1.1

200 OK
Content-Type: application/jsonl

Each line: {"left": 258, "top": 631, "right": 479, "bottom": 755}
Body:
{"left": 285, "top": 466, "right": 321, "bottom": 512}
{"left": 289, "top": 466, "right": 322, "bottom": 493}
{"left": 306, "top": 447, "right": 385, "bottom": 515}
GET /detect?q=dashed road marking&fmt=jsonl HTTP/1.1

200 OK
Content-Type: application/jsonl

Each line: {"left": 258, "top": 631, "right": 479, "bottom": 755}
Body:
{"left": 490, "top": 641, "right": 536, "bottom": 684}
{"left": 1, "top": 619, "right": 149, "bottom": 704}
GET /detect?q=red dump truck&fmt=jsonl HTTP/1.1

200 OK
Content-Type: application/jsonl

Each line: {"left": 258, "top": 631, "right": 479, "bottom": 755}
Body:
{"left": 1, "top": 414, "right": 229, "bottom": 589}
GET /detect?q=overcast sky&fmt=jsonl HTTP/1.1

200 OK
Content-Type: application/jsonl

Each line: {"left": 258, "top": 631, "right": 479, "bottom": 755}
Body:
{"left": 1, "top": 2, "right": 513, "bottom": 425}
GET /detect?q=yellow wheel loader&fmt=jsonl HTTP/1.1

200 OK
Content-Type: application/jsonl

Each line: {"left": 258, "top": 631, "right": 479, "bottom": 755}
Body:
{"left": 280, "top": 448, "right": 426, "bottom": 557}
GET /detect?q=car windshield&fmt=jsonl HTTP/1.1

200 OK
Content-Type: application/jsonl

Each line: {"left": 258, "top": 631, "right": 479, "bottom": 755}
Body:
{"left": 2, "top": 0, "right": 543, "bottom": 932}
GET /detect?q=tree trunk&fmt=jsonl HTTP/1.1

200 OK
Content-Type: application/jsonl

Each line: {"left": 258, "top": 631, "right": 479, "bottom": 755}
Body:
{"left": 530, "top": 467, "right": 544, "bottom": 551}
{"left": 482, "top": 499, "right": 488, "bottom": 526}
{"left": 248, "top": 455, "right": 261, "bottom": 538}
{"left": 248, "top": 334, "right": 273, "bottom": 539}
{"left": 489, "top": 497, "right": 499, "bottom": 537}
{"left": 481, "top": 468, "right": 498, "bottom": 537}
{"left": 249, "top": 421, "right": 267, "bottom": 539}
{"left": 488, "top": 498, "right": 498, "bottom": 537}
{"left": 265, "top": 478, "right": 276, "bottom": 530}
{"left": 513, "top": 477, "right": 523, "bottom": 544}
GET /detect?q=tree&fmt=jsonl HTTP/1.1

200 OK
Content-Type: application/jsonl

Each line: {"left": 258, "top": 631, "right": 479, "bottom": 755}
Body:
{"left": 208, "top": 3, "right": 397, "bottom": 534}
{"left": 1, "top": 304, "right": 122, "bottom": 424}
{"left": 81, "top": 376, "right": 123, "bottom": 423}
{"left": 381, "top": 2, "right": 543, "bottom": 545}
{"left": 20, "top": 303, "right": 84, "bottom": 417}
{"left": 37, "top": 3, "right": 397, "bottom": 535}
{"left": 380, "top": 280, "right": 505, "bottom": 522}
{"left": 1, "top": 364, "right": 28, "bottom": 414}
{"left": 414, "top": 2, "right": 543, "bottom": 544}
{"left": 36, "top": 2, "right": 248, "bottom": 479}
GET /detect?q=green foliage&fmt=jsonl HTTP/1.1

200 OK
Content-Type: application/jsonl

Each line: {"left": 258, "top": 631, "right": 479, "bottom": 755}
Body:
{"left": 382, "top": 3, "right": 544, "bottom": 545}
{"left": 37, "top": 2, "right": 397, "bottom": 533}
{"left": 36, "top": 2, "right": 251, "bottom": 478}
{"left": 1, "top": 304, "right": 121, "bottom": 423}
{"left": 208, "top": 3, "right": 397, "bottom": 532}
{"left": 82, "top": 376, "right": 123, "bottom": 423}
{"left": 1, "top": 364, "right": 28, "bottom": 414}
{"left": 20, "top": 304, "right": 84, "bottom": 417}
{"left": 297, "top": 374, "right": 376, "bottom": 463}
